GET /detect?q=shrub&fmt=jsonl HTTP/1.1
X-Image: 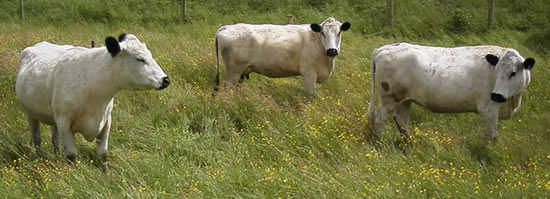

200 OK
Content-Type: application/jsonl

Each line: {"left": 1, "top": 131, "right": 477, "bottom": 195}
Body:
{"left": 447, "top": 9, "right": 471, "bottom": 33}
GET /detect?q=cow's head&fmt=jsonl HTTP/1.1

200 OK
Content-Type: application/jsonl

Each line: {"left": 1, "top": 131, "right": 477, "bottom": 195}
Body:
{"left": 310, "top": 17, "right": 351, "bottom": 57}
{"left": 486, "top": 51, "right": 535, "bottom": 103}
{"left": 105, "top": 33, "right": 170, "bottom": 90}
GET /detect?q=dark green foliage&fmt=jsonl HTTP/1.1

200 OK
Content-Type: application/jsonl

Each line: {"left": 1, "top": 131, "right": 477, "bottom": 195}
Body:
{"left": 447, "top": 9, "right": 471, "bottom": 33}
{"left": 0, "top": 0, "right": 547, "bottom": 36}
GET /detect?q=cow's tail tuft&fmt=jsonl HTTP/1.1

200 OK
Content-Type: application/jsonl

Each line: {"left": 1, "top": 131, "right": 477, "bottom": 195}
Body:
{"left": 367, "top": 50, "right": 378, "bottom": 128}
{"left": 214, "top": 36, "right": 220, "bottom": 92}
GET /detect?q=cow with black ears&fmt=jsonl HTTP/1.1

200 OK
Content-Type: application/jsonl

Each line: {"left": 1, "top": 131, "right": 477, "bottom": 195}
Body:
{"left": 367, "top": 43, "right": 536, "bottom": 142}
{"left": 214, "top": 17, "right": 351, "bottom": 97}
{"left": 16, "top": 33, "right": 169, "bottom": 172}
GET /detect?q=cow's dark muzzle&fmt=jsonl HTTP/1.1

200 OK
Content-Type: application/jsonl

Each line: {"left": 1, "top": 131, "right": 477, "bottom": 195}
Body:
{"left": 326, "top": 48, "right": 339, "bottom": 57}
{"left": 158, "top": 76, "right": 170, "bottom": 90}
{"left": 491, "top": 93, "right": 506, "bottom": 103}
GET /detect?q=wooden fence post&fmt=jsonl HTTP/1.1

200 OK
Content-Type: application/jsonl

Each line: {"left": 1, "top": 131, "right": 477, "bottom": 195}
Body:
{"left": 488, "top": 0, "right": 495, "bottom": 30}
{"left": 386, "top": 0, "right": 393, "bottom": 26}
{"left": 19, "top": 0, "right": 24, "bottom": 21}
{"left": 287, "top": 15, "right": 293, "bottom": 24}
{"left": 181, "top": 0, "right": 187, "bottom": 21}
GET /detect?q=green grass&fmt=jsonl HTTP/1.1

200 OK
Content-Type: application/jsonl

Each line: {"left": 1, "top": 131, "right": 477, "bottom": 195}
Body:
{"left": 1, "top": 1, "right": 550, "bottom": 198}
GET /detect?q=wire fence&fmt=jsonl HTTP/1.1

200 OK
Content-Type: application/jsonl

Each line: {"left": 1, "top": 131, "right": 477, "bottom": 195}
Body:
{"left": 14, "top": 0, "right": 495, "bottom": 29}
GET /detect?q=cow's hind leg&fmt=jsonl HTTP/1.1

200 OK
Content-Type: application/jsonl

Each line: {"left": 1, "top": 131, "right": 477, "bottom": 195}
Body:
{"left": 222, "top": 55, "right": 245, "bottom": 89}
{"left": 394, "top": 101, "right": 412, "bottom": 141}
{"left": 372, "top": 101, "right": 398, "bottom": 140}
{"left": 225, "top": 71, "right": 242, "bottom": 89}
{"left": 51, "top": 125, "right": 60, "bottom": 154}
{"left": 224, "top": 64, "right": 245, "bottom": 89}
{"left": 239, "top": 73, "right": 250, "bottom": 83}
{"left": 27, "top": 116, "right": 41, "bottom": 148}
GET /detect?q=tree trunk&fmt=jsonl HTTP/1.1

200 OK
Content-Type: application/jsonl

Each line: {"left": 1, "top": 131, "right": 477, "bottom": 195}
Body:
{"left": 287, "top": 15, "right": 293, "bottom": 24}
{"left": 19, "top": 0, "right": 24, "bottom": 21}
{"left": 488, "top": 0, "right": 495, "bottom": 30}
{"left": 386, "top": 0, "right": 393, "bottom": 26}
{"left": 182, "top": 0, "right": 187, "bottom": 21}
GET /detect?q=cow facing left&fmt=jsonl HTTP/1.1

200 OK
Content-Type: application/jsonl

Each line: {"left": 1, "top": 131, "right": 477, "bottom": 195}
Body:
{"left": 15, "top": 34, "right": 170, "bottom": 172}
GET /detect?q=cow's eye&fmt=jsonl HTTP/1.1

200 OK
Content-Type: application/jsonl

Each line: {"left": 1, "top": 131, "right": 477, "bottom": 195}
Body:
{"left": 509, "top": 71, "right": 516, "bottom": 78}
{"left": 137, "top": 58, "right": 146, "bottom": 63}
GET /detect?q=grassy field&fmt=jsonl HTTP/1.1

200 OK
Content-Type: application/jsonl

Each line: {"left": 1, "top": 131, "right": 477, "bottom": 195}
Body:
{"left": 1, "top": 0, "right": 550, "bottom": 198}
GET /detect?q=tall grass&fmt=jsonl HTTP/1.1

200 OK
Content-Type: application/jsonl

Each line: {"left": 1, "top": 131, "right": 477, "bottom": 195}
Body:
{"left": 0, "top": 0, "right": 549, "bottom": 198}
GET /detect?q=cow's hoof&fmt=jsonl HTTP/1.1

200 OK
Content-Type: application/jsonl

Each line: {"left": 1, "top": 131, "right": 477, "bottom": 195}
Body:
{"left": 101, "top": 163, "right": 109, "bottom": 174}
{"left": 66, "top": 154, "right": 76, "bottom": 164}
{"left": 487, "top": 137, "right": 497, "bottom": 145}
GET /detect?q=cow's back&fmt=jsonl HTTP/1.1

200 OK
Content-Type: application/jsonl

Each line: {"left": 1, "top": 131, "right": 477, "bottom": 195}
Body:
{"left": 16, "top": 42, "right": 73, "bottom": 124}
{"left": 216, "top": 24, "right": 315, "bottom": 77}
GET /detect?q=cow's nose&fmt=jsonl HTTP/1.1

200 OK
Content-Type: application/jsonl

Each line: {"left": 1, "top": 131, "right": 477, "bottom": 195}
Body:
{"left": 326, "top": 48, "right": 339, "bottom": 57}
{"left": 158, "top": 76, "right": 170, "bottom": 90}
{"left": 491, "top": 93, "right": 506, "bottom": 103}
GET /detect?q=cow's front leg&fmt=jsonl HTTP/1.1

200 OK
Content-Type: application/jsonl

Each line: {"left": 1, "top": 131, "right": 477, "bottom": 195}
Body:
{"left": 56, "top": 118, "right": 78, "bottom": 163}
{"left": 479, "top": 105, "right": 499, "bottom": 143}
{"left": 96, "top": 116, "right": 111, "bottom": 173}
{"left": 303, "top": 74, "right": 317, "bottom": 97}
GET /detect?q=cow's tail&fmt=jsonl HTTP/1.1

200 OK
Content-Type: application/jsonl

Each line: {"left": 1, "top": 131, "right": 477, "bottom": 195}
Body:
{"left": 367, "top": 50, "right": 378, "bottom": 130}
{"left": 214, "top": 36, "right": 220, "bottom": 92}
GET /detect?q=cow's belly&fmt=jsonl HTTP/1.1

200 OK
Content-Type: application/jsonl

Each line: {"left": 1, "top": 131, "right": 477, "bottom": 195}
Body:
{"left": 250, "top": 63, "right": 300, "bottom": 78}
{"left": 406, "top": 85, "right": 480, "bottom": 113}
{"left": 245, "top": 47, "right": 301, "bottom": 78}
{"left": 417, "top": 100, "right": 478, "bottom": 113}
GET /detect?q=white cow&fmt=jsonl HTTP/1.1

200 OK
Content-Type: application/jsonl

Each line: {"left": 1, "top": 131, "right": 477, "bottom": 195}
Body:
{"left": 16, "top": 34, "right": 170, "bottom": 171}
{"left": 367, "top": 43, "right": 535, "bottom": 142}
{"left": 214, "top": 17, "right": 351, "bottom": 96}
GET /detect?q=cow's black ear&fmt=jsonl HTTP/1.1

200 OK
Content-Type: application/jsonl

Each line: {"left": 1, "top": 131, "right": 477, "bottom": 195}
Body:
{"left": 485, "top": 54, "right": 499, "bottom": 66}
{"left": 340, "top": 22, "right": 351, "bottom": 31}
{"left": 105, "top": 36, "right": 120, "bottom": 57}
{"left": 523, "top": 58, "right": 535, "bottom": 70}
{"left": 310, "top": 24, "right": 322, "bottom": 32}
{"left": 118, "top": 33, "right": 127, "bottom": 42}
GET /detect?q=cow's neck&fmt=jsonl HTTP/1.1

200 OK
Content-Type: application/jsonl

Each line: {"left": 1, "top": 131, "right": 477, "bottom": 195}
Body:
{"left": 84, "top": 50, "right": 123, "bottom": 102}
{"left": 509, "top": 93, "right": 522, "bottom": 114}
{"left": 497, "top": 91, "right": 524, "bottom": 120}
{"left": 317, "top": 54, "right": 336, "bottom": 82}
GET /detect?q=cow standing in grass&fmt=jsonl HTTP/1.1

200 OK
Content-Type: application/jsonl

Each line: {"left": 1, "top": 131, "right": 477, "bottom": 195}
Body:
{"left": 367, "top": 43, "right": 535, "bottom": 142}
{"left": 15, "top": 34, "right": 170, "bottom": 172}
{"left": 214, "top": 17, "right": 351, "bottom": 97}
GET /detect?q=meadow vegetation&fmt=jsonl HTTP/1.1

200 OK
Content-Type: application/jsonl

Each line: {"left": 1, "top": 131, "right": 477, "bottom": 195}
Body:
{"left": 0, "top": 0, "right": 549, "bottom": 198}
